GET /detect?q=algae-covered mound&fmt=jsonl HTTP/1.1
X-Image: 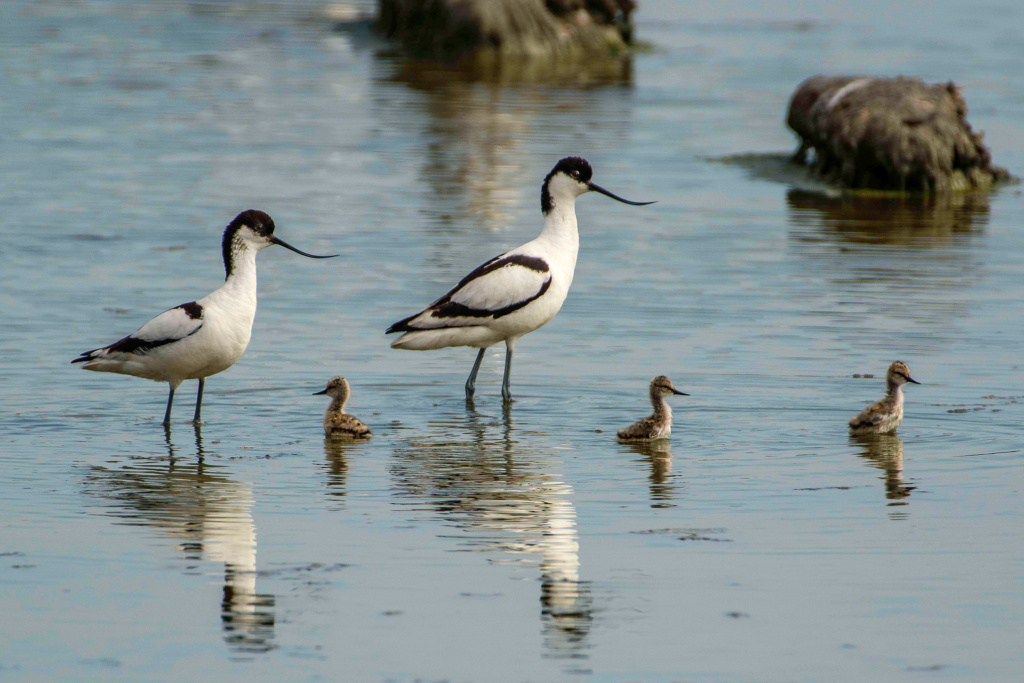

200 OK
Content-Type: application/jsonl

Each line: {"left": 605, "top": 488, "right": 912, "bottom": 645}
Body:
{"left": 786, "top": 75, "right": 1010, "bottom": 193}
{"left": 376, "top": 0, "right": 636, "bottom": 61}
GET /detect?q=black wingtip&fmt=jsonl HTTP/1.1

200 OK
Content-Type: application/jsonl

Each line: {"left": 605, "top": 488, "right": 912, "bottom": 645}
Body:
{"left": 386, "top": 309, "right": 424, "bottom": 334}
{"left": 71, "top": 350, "right": 96, "bottom": 364}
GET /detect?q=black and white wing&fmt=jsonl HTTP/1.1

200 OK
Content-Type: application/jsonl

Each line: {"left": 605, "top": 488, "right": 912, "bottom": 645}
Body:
{"left": 73, "top": 301, "right": 205, "bottom": 362}
{"left": 387, "top": 253, "right": 551, "bottom": 333}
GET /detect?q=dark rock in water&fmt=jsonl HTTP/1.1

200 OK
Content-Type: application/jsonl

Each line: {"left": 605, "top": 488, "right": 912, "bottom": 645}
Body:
{"left": 786, "top": 75, "right": 1010, "bottom": 193}
{"left": 376, "top": 0, "right": 636, "bottom": 62}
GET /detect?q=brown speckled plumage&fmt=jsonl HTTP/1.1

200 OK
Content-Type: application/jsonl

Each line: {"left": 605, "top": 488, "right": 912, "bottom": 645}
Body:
{"left": 313, "top": 377, "right": 372, "bottom": 439}
{"left": 325, "top": 411, "right": 372, "bottom": 439}
{"left": 617, "top": 375, "right": 688, "bottom": 441}
{"left": 849, "top": 361, "right": 920, "bottom": 434}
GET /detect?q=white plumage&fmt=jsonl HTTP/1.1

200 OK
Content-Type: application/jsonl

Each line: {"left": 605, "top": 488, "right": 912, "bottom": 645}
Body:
{"left": 387, "top": 157, "right": 653, "bottom": 401}
{"left": 73, "top": 210, "right": 337, "bottom": 426}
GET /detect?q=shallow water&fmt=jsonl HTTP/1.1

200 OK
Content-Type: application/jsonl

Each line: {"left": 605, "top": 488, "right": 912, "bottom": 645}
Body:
{"left": 2, "top": 0, "right": 1024, "bottom": 680}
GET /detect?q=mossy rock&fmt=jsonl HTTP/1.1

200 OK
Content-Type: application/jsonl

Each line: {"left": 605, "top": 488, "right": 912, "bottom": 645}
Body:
{"left": 376, "top": 0, "right": 636, "bottom": 66}
{"left": 786, "top": 75, "right": 1011, "bottom": 193}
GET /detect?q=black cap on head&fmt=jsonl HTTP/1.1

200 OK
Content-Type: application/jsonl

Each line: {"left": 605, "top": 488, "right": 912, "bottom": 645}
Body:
{"left": 219, "top": 209, "right": 336, "bottom": 279}
{"left": 549, "top": 156, "right": 593, "bottom": 183}
{"left": 541, "top": 157, "right": 593, "bottom": 214}
{"left": 228, "top": 209, "right": 275, "bottom": 236}
{"left": 222, "top": 209, "right": 274, "bottom": 278}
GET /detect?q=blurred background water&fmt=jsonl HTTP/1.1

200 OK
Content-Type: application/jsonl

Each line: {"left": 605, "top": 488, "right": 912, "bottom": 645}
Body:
{"left": 2, "top": 0, "right": 1023, "bottom": 679}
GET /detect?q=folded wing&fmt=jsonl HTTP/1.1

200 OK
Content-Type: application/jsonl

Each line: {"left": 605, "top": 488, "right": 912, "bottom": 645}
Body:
{"left": 387, "top": 254, "right": 551, "bottom": 332}
{"left": 73, "top": 301, "right": 205, "bottom": 362}
{"left": 849, "top": 402, "right": 884, "bottom": 430}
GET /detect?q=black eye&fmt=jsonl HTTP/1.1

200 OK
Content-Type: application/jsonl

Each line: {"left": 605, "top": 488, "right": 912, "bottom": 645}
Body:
{"left": 571, "top": 170, "right": 580, "bottom": 178}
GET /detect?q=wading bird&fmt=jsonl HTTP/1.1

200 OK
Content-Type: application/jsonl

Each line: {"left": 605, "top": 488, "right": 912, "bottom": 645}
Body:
{"left": 617, "top": 376, "right": 689, "bottom": 441}
{"left": 387, "top": 157, "right": 653, "bottom": 402}
{"left": 73, "top": 210, "right": 337, "bottom": 426}
{"left": 849, "top": 361, "right": 921, "bottom": 434}
{"left": 313, "top": 376, "right": 372, "bottom": 439}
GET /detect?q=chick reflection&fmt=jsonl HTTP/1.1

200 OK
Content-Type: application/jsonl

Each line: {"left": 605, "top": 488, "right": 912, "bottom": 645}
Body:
{"left": 320, "top": 435, "right": 375, "bottom": 510}
{"left": 620, "top": 440, "right": 679, "bottom": 508}
{"left": 787, "top": 189, "right": 990, "bottom": 245}
{"left": 391, "top": 402, "right": 592, "bottom": 659}
{"left": 82, "top": 426, "right": 275, "bottom": 656}
{"left": 321, "top": 439, "right": 351, "bottom": 505}
{"left": 851, "top": 432, "right": 915, "bottom": 503}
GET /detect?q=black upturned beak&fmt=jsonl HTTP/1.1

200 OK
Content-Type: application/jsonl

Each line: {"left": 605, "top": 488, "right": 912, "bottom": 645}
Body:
{"left": 672, "top": 388, "right": 690, "bottom": 396}
{"left": 588, "top": 182, "right": 656, "bottom": 206}
{"left": 312, "top": 388, "right": 329, "bottom": 395}
{"left": 906, "top": 376, "right": 921, "bottom": 385}
{"left": 270, "top": 235, "right": 339, "bottom": 259}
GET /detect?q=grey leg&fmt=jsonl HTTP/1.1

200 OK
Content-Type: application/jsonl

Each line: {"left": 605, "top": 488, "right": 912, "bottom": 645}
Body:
{"left": 192, "top": 378, "right": 205, "bottom": 424}
{"left": 501, "top": 341, "right": 515, "bottom": 402}
{"left": 163, "top": 385, "right": 176, "bottom": 427}
{"left": 465, "top": 348, "right": 486, "bottom": 399}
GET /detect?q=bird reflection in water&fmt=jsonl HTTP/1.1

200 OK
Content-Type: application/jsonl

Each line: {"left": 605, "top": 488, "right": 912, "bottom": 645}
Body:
{"left": 322, "top": 438, "right": 351, "bottom": 508}
{"left": 620, "top": 439, "right": 679, "bottom": 508}
{"left": 82, "top": 424, "right": 275, "bottom": 657}
{"left": 850, "top": 432, "right": 915, "bottom": 504}
{"left": 391, "top": 401, "right": 592, "bottom": 659}
{"left": 320, "top": 433, "right": 375, "bottom": 510}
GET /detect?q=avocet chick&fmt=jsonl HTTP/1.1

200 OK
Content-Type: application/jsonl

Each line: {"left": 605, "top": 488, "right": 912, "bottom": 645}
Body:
{"left": 849, "top": 361, "right": 921, "bottom": 434}
{"left": 617, "top": 376, "right": 689, "bottom": 441}
{"left": 313, "top": 377, "right": 371, "bottom": 439}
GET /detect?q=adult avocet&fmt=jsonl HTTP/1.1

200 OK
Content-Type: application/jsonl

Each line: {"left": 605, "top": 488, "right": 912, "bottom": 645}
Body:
{"left": 849, "top": 361, "right": 921, "bottom": 434}
{"left": 386, "top": 156, "right": 653, "bottom": 402}
{"left": 313, "top": 376, "right": 372, "bottom": 439}
{"left": 73, "top": 210, "right": 337, "bottom": 426}
{"left": 617, "top": 376, "right": 689, "bottom": 441}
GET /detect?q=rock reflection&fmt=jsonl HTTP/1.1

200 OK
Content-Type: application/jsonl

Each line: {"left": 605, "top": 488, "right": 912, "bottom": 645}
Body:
{"left": 391, "top": 402, "right": 591, "bottom": 659}
{"left": 377, "top": 60, "right": 632, "bottom": 232}
{"left": 787, "top": 189, "right": 990, "bottom": 245}
{"left": 387, "top": 51, "right": 633, "bottom": 88}
{"left": 784, "top": 188, "right": 989, "bottom": 350}
{"left": 620, "top": 440, "right": 679, "bottom": 508}
{"left": 82, "top": 426, "right": 275, "bottom": 657}
{"left": 850, "top": 432, "right": 915, "bottom": 504}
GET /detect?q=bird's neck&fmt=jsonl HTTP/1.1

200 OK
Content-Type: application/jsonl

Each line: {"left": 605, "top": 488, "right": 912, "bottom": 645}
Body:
{"left": 220, "top": 244, "right": 259, "bottom": 302}
{"left": 887, "top": 385, "right": 904, "bottom": 410}
{"left": 886, "top": 379, "right": 902, "bottom": 398}
{"left": 538, "top": 201, "right": 580, "bottom": 260}
{"left": 327, "top": 396, "right": 348, "bottom": 414}
{"left": 650, "top": 394, "right": 671, "bottom": 421}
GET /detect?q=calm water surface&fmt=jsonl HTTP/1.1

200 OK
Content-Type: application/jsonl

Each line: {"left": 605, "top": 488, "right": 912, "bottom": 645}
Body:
{"left": 2, "top": 0, "right": 1024, "bottom": 680}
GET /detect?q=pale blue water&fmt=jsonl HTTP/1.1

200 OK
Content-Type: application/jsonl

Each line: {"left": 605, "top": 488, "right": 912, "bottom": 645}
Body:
{"left": 2, "top": 0, "right": 1024, "bottom": 680}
